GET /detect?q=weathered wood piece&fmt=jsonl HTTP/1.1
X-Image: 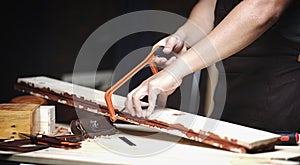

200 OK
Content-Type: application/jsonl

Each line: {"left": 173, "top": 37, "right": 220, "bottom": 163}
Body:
{"left": 10, "top": 95, "right": 47, "bottom": 105}
{"left": 0, "top": 103, "right": 40, "bottom": 139}
{"left": 14, "top": 76, "right": 280, "bottom": 153}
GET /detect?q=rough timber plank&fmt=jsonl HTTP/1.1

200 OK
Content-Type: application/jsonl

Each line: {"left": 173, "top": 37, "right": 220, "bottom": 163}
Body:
{"left": 14, "top": 76, "right": 280, "bottom": 153}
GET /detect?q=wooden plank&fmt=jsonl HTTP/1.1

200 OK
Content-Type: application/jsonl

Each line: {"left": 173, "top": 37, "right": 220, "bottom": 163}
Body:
{"left": 14, "top": 76, "right": 280, "bottom": 153}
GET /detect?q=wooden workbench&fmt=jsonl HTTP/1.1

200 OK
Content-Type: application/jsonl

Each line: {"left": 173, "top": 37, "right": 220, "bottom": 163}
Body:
{"left": 1, "top": 123, "right": 299, "bottom": 165}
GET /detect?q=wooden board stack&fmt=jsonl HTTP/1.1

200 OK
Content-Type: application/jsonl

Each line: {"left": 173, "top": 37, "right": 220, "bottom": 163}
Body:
{"left": 14, "top": 76, "right": 280, "bottom": 153}
{"left": 0, "top": 103, "right": 56, "bottom": 139}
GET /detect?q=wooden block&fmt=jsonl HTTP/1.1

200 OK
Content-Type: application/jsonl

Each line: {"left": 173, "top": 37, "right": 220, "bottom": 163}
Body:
{"left": 0, "top": 103, "right": 40, "bottom": 140}
{"left": 9, "top": 96, "right": 55, "bottom": 135}
{"left": 14, "top": 76, "right": 280, "bottom": 153}
{"left": 33, "top": 105, "right": 55, "bottom": 135}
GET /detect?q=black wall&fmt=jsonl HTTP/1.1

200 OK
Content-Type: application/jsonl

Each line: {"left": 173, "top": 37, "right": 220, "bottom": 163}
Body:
{"left": 4, "top": 0, "right": 197, "bottom": 102}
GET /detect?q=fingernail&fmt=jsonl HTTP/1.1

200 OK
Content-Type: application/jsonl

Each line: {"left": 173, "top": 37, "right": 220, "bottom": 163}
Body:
{"left": 136, "top": 112, "right": 141, "bottom": 118}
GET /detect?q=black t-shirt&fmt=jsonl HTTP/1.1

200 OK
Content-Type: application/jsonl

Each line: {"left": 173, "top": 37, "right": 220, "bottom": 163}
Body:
{"left": 211, "top": 0, "right": 300, "bottom": 132}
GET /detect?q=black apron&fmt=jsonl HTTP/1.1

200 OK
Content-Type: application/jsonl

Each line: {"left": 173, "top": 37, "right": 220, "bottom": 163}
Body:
{"left": 210, "top": 0, "right": 300, "bottom": 132}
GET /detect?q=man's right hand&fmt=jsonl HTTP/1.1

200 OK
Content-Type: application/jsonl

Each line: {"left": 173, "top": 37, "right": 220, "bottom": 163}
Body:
{"left": 153, "top": 35, "right": 188, "bottom": 67}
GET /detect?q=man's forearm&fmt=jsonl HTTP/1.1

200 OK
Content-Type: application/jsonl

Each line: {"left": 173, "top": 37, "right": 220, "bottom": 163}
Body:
{"left": 174, "top": 0, "right": 217, "bottom": 47}
{"left": 175, "top": 0, "right": 292, "bottom": 75}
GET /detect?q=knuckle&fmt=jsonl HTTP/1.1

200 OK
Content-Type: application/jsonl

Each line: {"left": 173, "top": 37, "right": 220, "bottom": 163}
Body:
{"left": 132, "top": 94, "right": 140, "bottom": 102}
{"left": 127, "top": 92, "right": 133, "bottom": 98}
{"left": 148, "top": 81, "right": 157, "bottom": 88}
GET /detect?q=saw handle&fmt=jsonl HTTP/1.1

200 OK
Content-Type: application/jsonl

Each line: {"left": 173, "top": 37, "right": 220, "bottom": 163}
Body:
{"left": 105, "top": 46, "right": 164, "bottom": 122}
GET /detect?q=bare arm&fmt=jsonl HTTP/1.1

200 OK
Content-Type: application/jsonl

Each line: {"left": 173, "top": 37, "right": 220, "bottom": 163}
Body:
{"left": 175, "top": 0, "right": 217, "bottom": 46}
{"left": 125, "top": 0, "right": 293, "bottom": 117}
{"left": 158, "top": 0, "right": 217, "bottom": 58}
{"left": 171, "top": 0, "right": 293, "bottom": 76}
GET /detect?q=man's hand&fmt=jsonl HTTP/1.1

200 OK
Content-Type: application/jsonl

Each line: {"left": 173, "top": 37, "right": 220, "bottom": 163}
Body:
{"left": 153, "top": 35, "right": 188, "bottom": 67}
{"left": 158, "top": 35, "right": 188, "bottom": 55}
{"left": 125, "top": 69, "right": 182, "bottom": 118}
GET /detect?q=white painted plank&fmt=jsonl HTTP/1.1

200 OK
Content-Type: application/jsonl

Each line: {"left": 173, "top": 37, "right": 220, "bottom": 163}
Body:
{"left": 16, "top": 76, "right": 280, "bottom": 153}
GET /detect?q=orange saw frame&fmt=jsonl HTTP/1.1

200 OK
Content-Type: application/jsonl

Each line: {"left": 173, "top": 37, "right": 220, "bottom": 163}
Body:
{"left": 104, "top": 45, "right": 162, "bottom": 122}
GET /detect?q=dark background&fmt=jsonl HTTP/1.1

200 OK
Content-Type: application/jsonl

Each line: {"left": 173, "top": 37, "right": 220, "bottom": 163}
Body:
{"left": 3, "top": 0, "right": 198, "bottom": 103}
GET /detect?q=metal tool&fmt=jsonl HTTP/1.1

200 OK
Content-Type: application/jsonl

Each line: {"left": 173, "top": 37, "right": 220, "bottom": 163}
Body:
{"left": 0, "top": 133, "right": 83, "bottom": 152}
{"left": 18, "top": 133, "right": 82, "bottom": 149}
{"left": 105, "top": 46, "right": 174, "bottom": 122}
{"left": 70, "top": 115, "right": 118, "bottom": 138}
{"left": 0, "top": 139, "right": 49, "bottom": 153}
